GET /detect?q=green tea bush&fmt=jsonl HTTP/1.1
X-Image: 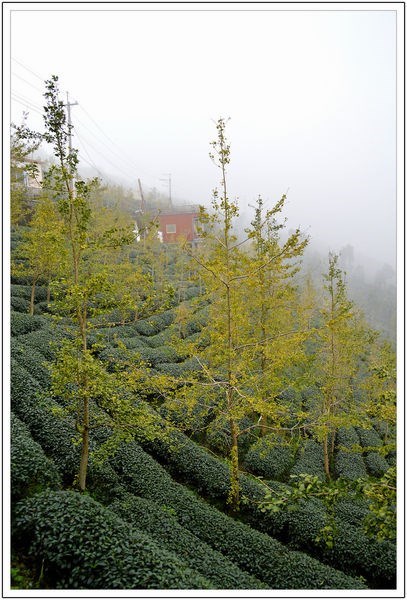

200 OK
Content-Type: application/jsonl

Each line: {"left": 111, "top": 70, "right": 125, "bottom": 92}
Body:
{"left": 364, "top": 453, "right": 390, "bottom": 478}
{"left": 335, "top": 427, "right": 367, "bottom": 480}
{"left": 143, "top": 329, "right": 176, "bottom": 348}
{"left": 11, "top": 339, "right": 51, "bottom": 388}
{"left": 134, "top": 319, "right": 159, "bottom": 336}
{"left": 99, "top": 342, "right": 180, "bottom": 374}
{"left": 135, "top": 310, "right": 175, "bottom": 336}
{"left": 13, "top": 491, "right": 212, "bottom": 590}
{"left": 182, "top": 286, "right": 202, "bottom": 300}
{"left": 357, "top": 427, "right": 383, "bottom": 448}
{"left": 11, "top": 359, "right": 41, "bottom": 414}
{"left": 10, "top": 274, "right": 32, "bottom": 286}
{"left": 10, "top": 296, "right": 30, "bottom": 313}
{"left": 97, "top": 346, "right": 142, "bottom": 370}
{"left": 290, "top": 439, "right": 326, "bottom": 479}
{"left": 356, "top": 427, "right": 390, "bottom": 477}
{"left": 35, "top": 301, "right": 52, "bottom": 315}
{"left": 110, "top": 493, "right": 267, "bottom": 589}
{"left": 11, "top": 360, "right": 79, "bottom": 482}
{"left": 10, "top": 312, "right": 47, "bottom": 337}
{"left": 117, "top": 335, "right": 149, "bottom": 349}
{"left": 243, "top": 434, "right": 295, "bottom": 481}
{"left": 141, "top": 431, "right": 231, "bottom": 500}
{"left": 137, "top": 346, "right": 181, "bottom": 367}
{"left": 16, "top": 327, "right": 64, "bottom": 360}
{"left": 11, "top": 285, "right": 32, "bottom": 299}
{"left": 334, "top": 498, "right": 369, "bottom": 526}
{"left": 139, "top": 431, "right": 395, "bottom": 587}
{"left": 11, "top": 413, "right": 61, "bottom": 501}
{"left": 110, "top": 442, "right": 366, "bottom": 589}
{"left": 155, "top": 358, "right": 202, "bottom": 378}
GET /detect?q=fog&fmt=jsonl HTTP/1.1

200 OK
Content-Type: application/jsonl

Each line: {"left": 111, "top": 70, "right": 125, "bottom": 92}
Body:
{"left": 7, "top": 5, "right": 399, "bottom": 269}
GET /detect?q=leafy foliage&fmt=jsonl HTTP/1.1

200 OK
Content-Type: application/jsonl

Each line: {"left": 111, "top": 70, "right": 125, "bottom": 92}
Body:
{"left": 11, "top": 413, "right": 60, "bottom": 500}
{"left": 110, "top": 493, "right": 267, "bottom": 589}
{"left": 243, "top": 434, "right": 296, "bottom": 481}
{"left": 13, "top": 491, "right": 212, "bottom": 589}
{"left": 111, "top": 441, "right": 366, "bottom": 589}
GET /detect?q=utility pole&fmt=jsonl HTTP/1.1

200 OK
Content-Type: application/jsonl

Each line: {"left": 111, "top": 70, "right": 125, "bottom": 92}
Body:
{"left": 138, "top": 178, "right": 146, "bottom": 213}
{"left": 65, "top": 92, "right": 78, "bottom": 195}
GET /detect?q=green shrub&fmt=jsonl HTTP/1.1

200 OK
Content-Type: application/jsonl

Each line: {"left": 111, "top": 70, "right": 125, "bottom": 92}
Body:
{"left": 11, "top": 340, "right": 51, "bottom": 388}
{"left": 35, "top": 301, "right": 52, "bottom": 315}
{"left": 11, "top": 284, "right": 32, "bottom": 299}
{"left": 137, "top": 346, "right": 181, "bottom": 367}
{"left": 335, "top": 427, "right": 367, "bottom": 480}
{"left": 11, "top": 359, "right": 42, "bottom": 415}
{"left": 116, "top": 335, "right": 149, "bottom": 349}
{"left": 139, "top": 431, "right": 395, "bottom": 587}
{"left": 16, "top": 327, "right": 64, "bottom": 360}
{"left": 357, "top": 427, "right": 383, "bottom": 449}
{"left": 11, "top": 413, "right": 61, "bottom": 501}
{"left": 243, "top": 434, "right": 295, "bottom": 481}
{"left": 111, "top": 442, "right": 366, "bottom": 589}
{"left": 13, "top": 491, "right": 212, "bottom": 589}
{"left": 356, "top": 427, "right": 390, "bottom": 477}
{"left": 10, "top": 274, "right": 32, "bottom": 286}
{"left": 182, "top": 286, "right": 202, "bottom": 300}
{"left": 155, "top": 358, "right": 202, "bottom": 378}
{"left": 335, "top": 498, "right": 369, "bottom": 526}
{"left": 143, "top": 329, "right": 176, "bottom": 348}
{"left": 11, "top": 360, "right": 79, "bottom": 483}
{"left": 10, "top": 296, "right": 30, "bottom": 313}
{"left": 141, "top": 431, "right": 231, "bottom": 500}
{"left": 110, "top": 493, "right": 266, "bottom": 589}
{"left": 290, "top": 439, "right": 326, "bottom": 479}
{"left": 364, "top": 453, "right": 390, "bottom": 478}
{"left": 10, "top": 312, "right": 47, "bottom": 337}
{"left": 135, "top": 310, "right": 175, "bottom": 336}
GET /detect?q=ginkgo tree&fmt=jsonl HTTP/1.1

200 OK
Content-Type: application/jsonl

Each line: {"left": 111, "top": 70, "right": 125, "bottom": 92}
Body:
{"left": 15, "top": 75, "right": 165, "bottom": 491}
{"left": 12, "top": 195, "right": 68, "bottom": 314}
{"left": 310, "top": 253, "right": 370, "bottom": 479}
{"left": 173, "top": 118, "right": 309, "bottom": 510}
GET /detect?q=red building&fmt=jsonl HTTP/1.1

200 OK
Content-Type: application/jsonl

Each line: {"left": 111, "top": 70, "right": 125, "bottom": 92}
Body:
{"left": 157, "top": 205, "right": 201, "bottom": 244}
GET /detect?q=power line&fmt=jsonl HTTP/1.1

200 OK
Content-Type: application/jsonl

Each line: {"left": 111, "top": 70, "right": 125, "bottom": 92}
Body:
{"left": 10, "top": 58, "right": 166, "bottom": 191}
{"left": 12, "top": 71, "right": 44, "bottom": 94}
{"left": 11, "top": 93, "right": 43, "bottom": 117}
{"left": 11, "top": 57, "right": 45, "bottom": 82}
{"left": 72, "top": 129, "right": 136, "bottom": 186}
{"left": 77, "top": 104, "right": 159, "bottom": 184}
{"left": 74, "top": 129, "right": 105, "bottom": 176}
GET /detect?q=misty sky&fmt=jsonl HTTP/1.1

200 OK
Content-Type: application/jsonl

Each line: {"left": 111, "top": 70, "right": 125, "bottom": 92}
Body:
{"left": 7, "top": 3, "right": 400, "bottom": 267}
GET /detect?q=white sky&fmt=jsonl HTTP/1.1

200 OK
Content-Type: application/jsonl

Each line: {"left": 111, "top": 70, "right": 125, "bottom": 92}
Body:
{"left": 6, "top": 2, "right": 401, "bottom": 267}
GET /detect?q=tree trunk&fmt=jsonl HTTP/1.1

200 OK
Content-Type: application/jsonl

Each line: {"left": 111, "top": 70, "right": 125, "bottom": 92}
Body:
{"left": 29, "top": 278, "right": 37, "bottom": 316}
{"left": 323, "top": 433, "right": 331, "bottom": 480}
{"left": 46, "top": 283, "right": 51, "bottom": 304}
{"left": 228, "top": 419, "right": 240, "bottom": 511}
{"left": 78, "top": 398, "right": 90, "bottom": 491}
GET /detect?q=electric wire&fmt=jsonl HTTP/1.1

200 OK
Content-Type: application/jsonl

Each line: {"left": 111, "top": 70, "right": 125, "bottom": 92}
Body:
{"left": 12, "top": 71, "right": 44, "bottom": 95}
{"left": 72, "top": 129, "right": 136, "bottom": 186}
{"left": 10, "top": 58, "right": 166, "bottom": 193}
{"left": 11, "top": 57, "right": 45, "bottom": 82}
{"left": 74, "top": 129, "right": 106, "bottom": 178}
{"left": 77, "top": 104, "right": 159, "bottom": 184}
{"left": 11, "top": 93, "right": 43, "bottom": 117}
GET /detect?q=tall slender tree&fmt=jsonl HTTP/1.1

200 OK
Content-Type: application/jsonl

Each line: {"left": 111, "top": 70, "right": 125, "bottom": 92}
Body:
{"left": 177, "top": 119, "right": 308, "bottom": 509}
